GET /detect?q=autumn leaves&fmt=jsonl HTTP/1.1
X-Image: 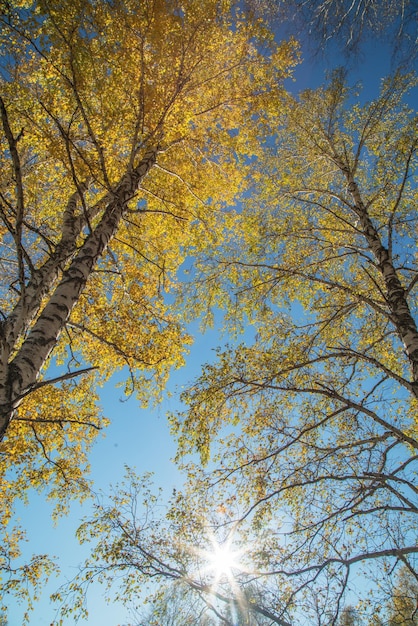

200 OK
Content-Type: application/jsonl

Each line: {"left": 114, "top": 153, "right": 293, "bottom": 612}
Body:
{"left": 0, "top": 0, "right": 417, "bottom": 623}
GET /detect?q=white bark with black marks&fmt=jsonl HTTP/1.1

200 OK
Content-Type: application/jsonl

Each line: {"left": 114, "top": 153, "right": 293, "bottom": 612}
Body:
{"left": 0, "top": 147, "right": 158, "bottom": 441}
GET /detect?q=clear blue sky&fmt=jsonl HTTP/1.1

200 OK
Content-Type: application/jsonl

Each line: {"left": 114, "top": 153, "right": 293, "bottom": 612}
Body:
{"left": 5, "top": 27, "right": 407, "bottom": 626}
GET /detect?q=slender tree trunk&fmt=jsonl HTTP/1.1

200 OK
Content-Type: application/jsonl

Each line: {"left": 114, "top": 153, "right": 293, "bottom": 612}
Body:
{"left": 340, "top": 161, "right": 418, "bottom": 387}
{"left": 3, "top": 180, "right": 93, "bottom": 357}
{"left": 0, "top": 147, "right": 158, "bottom": 441}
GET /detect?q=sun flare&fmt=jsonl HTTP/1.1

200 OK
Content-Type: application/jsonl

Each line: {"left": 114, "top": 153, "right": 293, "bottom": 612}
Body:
{"left": 201, "top": 532, "right": 247, "bottom": 585}
{"left": 208, "top": 542, "right": 240, "bottom": 578}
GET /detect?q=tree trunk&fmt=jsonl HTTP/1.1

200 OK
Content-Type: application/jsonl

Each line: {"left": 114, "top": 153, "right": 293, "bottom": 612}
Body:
{"left": 340, "top": 161, "right": 418, "bottom": 387}
{"left": 0, "top": 147, "right": 158, "bottom": 441}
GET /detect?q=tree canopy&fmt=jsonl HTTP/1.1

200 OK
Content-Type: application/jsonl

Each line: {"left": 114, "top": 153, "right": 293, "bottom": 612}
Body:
{"left": 0, "top": 0, "right": 295, "bottom": 611}
{"left": 1, "top": 0, "right": 417, "bottom": 623}
{"left": 55, "top": 68, "right": 418, "bottom": 626}
{"left": 172, "top": 70, "right": 418, "bottom": 623}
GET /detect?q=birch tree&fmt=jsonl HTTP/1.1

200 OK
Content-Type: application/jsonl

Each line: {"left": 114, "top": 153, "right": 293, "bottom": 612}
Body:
{"left": 0, "top": 0, "right": 295, "bottom": 608}
{"left": 169, "top": 71, "right": 418, "bottom": 623}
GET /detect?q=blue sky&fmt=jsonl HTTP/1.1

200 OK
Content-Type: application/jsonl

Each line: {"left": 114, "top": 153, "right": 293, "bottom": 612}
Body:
{"left": 7, "top": 320, "right": 226, "bottom": 626}
{"left": 5, "top": 24, "right": 412, "bottom": 626}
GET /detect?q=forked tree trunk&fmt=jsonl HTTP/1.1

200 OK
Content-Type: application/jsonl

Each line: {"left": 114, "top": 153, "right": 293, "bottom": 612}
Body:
{"left": 0, "top": 147, "right": 158, "bottom": 441}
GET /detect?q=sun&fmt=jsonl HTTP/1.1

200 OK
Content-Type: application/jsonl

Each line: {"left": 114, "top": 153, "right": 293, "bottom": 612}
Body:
{"left": 193, "top": 526, "right": 249, "bottom": 589}
{"left": 201, "top": 532, "right": 247, "bottom": 584}
{"left": 208, "top": 541, "right": 240, "bottom": 579}
{"left": 192, "top": 530, "right": 254, "bottom": 619}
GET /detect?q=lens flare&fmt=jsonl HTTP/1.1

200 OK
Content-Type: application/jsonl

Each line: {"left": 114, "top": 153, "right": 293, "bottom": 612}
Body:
{"left": 207, "top": 540, "right": 240, "bottom": 579}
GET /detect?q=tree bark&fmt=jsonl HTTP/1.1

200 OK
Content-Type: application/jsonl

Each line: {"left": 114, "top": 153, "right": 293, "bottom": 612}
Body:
{"left": 0, "top": 147, "right": 158, "bottom": 441}
{"left": 339, "top": 160, "right": 418, "bottom": 387}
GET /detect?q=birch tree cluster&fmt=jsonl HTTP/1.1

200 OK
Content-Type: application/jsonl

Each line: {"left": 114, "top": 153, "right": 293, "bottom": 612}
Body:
{"left": 0, "top": 0, "right": 416, "bottom": 624}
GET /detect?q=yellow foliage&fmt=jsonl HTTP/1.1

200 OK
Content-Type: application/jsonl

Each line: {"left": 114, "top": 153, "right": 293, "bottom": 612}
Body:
{"left": 0, "top": 0, "right": 296, "bottom": 611}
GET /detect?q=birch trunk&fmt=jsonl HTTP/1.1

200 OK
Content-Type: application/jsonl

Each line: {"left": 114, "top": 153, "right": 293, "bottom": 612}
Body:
{"left": 340, "top": 161, "right": 418, "bottom": 386}
{"left": 0, "top": 147, "right": 158, "bottom": 441}
{"left": 3, "top": 180, "right": 94, "bottom": 356}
